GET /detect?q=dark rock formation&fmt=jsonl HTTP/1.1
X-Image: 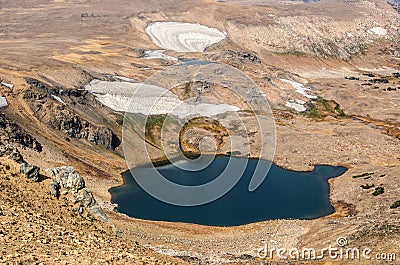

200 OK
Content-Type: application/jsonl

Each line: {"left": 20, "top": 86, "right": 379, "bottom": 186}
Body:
{"left": 48, "top": 110, "right": 120, "bottom": 150}
{"left": 0, "top": 144, "right": 24, "bottom": 163}
{"left": 0, "top": 113, "right": 42, "bottom": 152}
{"left": 49, "top": 180, "right": 61, "bottom": 198}
{"left": 224, "top": 50, "right": 261, "bottom": 63}
{"left": 20, "top": 163, "right": 40, "bottom": 182}
{"left": 24, "top": 78, "right": 120, "bottom": 150}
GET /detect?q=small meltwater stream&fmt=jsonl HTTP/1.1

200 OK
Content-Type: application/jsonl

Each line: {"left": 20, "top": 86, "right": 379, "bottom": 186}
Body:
{"left": 110, "top": 156, "right": 347, "bottom": 226}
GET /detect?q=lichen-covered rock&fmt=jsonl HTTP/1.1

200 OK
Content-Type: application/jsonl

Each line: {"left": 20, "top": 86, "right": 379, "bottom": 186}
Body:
{"left": 48, "top": 166, "right": 85, "bottom": 192}
{"left": 75, "top": 188, "right": 96, "bottom": 208}
{"left": 75, "top": 188, "right": 109, "bottom": 222}
{"left": 49, "top": 180, "right": 60, "bottom": 198}
{"left": 0, "top": 144, "right": 24, "bottom": 163}
{"left": 20, "top": 163, "right": 40, "bottom": 182}
{"left": 47, "top": 166, "right": 109, "bottom": 222}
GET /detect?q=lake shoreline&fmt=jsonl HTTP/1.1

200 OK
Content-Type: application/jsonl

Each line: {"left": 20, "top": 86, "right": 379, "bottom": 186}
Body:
{"left": 109, "top": 155, "right": 347, "bottom": 226}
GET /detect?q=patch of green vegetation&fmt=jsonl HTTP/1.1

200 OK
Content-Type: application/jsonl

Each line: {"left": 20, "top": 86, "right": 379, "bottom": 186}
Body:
{"left": 146, "top": 115, "right": 166, "bottom": 129}
{"left": 145, "top": 115, "right": 167, "bottom": 138}
{"left": 304, "top": 98, "right": 345, "bottom": 119}
{"left": 372, "top": 187, "right": 384, "bottom": 196}
{"left": 116, "top": 114, "right": 124, "bottom": 126}
{"left": 306, "top": 105, "right": 321, "bottom": 119}
{"left": 390, "top": 200, "right": 400, "bottom": 209}
{"left": 352, "top": 172, "right": 374, "bottom": 179}
{"left": 276, "top": 50, "right": 307, "bottom": 57}
{"left": 360, "top": 184, "right": 375, "bottom": 190}
{"left": 183, "top": 83, "right": 192, "bottom": 99}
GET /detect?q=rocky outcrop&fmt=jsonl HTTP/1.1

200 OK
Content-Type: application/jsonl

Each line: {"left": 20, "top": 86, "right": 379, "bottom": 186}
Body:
{"left": 20, "top": 163, "right": 40, "bottom": 182}
{"left": 48, "top": 166, "right": 85, "bottom": 192}
{"left": 47, "top": 109, "right": 120, "bottom": 150}
{"left": 23, "top": 78, "right": 121, "bottom": 150}
{"left": 0, "top": 144, "right": 24, "bottom": 163}
{"left": 47, "top": 166, "right": 109, "bottom": 222}
{"left": 0, "top": 114, "right": 42, "bottom": 152}
{"left": 74, "top": 188, "right": 109, "bottom": 222}
{"left": 224, "top": 50, "right": 261, "bottom": 63}
{"left": 49, "top": 180, "right": 61, "bottom": 198}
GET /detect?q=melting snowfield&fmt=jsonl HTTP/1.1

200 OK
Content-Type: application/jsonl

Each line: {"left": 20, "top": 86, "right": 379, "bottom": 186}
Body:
{"left": 142, "top": 50, "right": 178, "bottom": 61}
{"left": 85, "top": 80, "right": 239, "bottom": 118}
{"left": 368, "top": 27, "right": 387, "bottom": 36}
{"left": 145, "top": 22, "right": 227, "bottom": 52}
{"left": 0, "top": 97, "right": 8, "bottom": 108}
{"left": 285, "top": 99, "right": 307, "bottom": 112}
{"left": 280, "top": 79, "right": 316, "bottom": 112}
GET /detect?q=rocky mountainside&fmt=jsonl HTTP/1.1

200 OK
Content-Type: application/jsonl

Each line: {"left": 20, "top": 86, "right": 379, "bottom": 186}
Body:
{"left": 0, "top": 0, "right": 399, "bottom": 264}
{"left": 0, "top": 113, "right": 42, "bottom": 152}
{"left": 23, "top": 78, "right": 121, "bottom": 151}
{"left": 0, "top": 145, "right": 187, "bottom": 264}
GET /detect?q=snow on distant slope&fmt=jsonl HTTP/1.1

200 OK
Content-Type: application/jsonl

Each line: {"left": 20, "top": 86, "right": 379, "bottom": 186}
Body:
{"left": 285, "top": 99, "right": 307, "bottom": 112}
{"left": 85, "top": 80, "right": 239, "bottom": 118}
{"left": 368, "top": 27, "right": 387, "bottom": 36}
{"left": 51, "top": 95, "right": 66, "bottom": 105}
{"left": 280, "top": 79, "right": 317, "bottom": 99}
{"left": 145, "top": 22, "right": 227, "bottom": 52}
{"left": 0, "top": 97, "right": 8, "bottom": 108}
{"left": 142, "top": 50, "right": 178, "bottom": 61}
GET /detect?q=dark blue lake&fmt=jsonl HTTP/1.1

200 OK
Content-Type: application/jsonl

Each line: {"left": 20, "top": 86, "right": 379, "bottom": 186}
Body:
{"left": 110, "top": 156, "right": 347, "bottom": 226}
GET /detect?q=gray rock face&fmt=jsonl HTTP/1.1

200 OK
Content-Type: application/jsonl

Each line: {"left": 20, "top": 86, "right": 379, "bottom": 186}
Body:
{"left": 47, "top": 166, "right": 109, "bottom": 222}
{"left": 20, "top": 163, "right": 40, "bottom": 182}
{"left": 48, "top": 166, "right": 85, "bottom": 192}
{"left": 23, "top": 78, "right": 121, "bottom": 151}
{"left": 0, "top": 144, "right": 24, "bottom": 163}
{"left": 49, "top": 180, "right": 61, "bottom": 198}
{"left": 75, "top": 188, "right": 109, "bottom": 222}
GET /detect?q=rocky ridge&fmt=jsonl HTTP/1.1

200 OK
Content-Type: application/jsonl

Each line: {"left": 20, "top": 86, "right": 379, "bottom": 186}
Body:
{"left": 23, "top": 78, "right": 120, "bottom": 151}
{"left": 0, "top": 113, "right": 42, "bottom": 152}
{"left": 0, "top": 144, "right": 186, "bottom": 264}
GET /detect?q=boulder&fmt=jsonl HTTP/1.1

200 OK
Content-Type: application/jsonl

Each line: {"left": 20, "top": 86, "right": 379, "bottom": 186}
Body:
{"left": 20, "top": 163, "right": 40, "bottom": 182}
{"left": 49, "top": 180, "right": 61, "bottom": 198}
{"left": 48, "top": 166, "right": 85, "bottom": 192}
{"left": 75, "top": 188, "right": 96, "bottom": 208}
{"left": 75, "top": 188, "right": 109, "bottom": 222}
{"left": 0, "top": 144, "right": 24, "bottom": 163}
{"left": 47, "top": 166, "right": 109, "bottom": 222}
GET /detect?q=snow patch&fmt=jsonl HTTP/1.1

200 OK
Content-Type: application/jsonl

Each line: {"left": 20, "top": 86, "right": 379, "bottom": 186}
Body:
{"left": 0, "top": 97, "right": 8, "bottom": 108}
{"left": 1, "top": 82, "right": 13, "bottom": 89}
{"left": 85, "top": 80, "right": 239, "bottom": 118}
{"left": 114, "top": 76, "right": 136, "bottom": 82}
{"left": 280, "top": 79, "right": 317, "bottom": 99}
{"left": 142, "top": 50, "right": 178, "bottom": 61}
{"left": 368, "top": 27, "right": 387, "bottom": 36}
{"left": 51, "top": 95, "right": 66, "bottom": 105}
{"left": 286, "top": 99, "right": 307, "bottom": 112}
{"left": 145, "top": 22, "right": 227, "bottom": 52}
